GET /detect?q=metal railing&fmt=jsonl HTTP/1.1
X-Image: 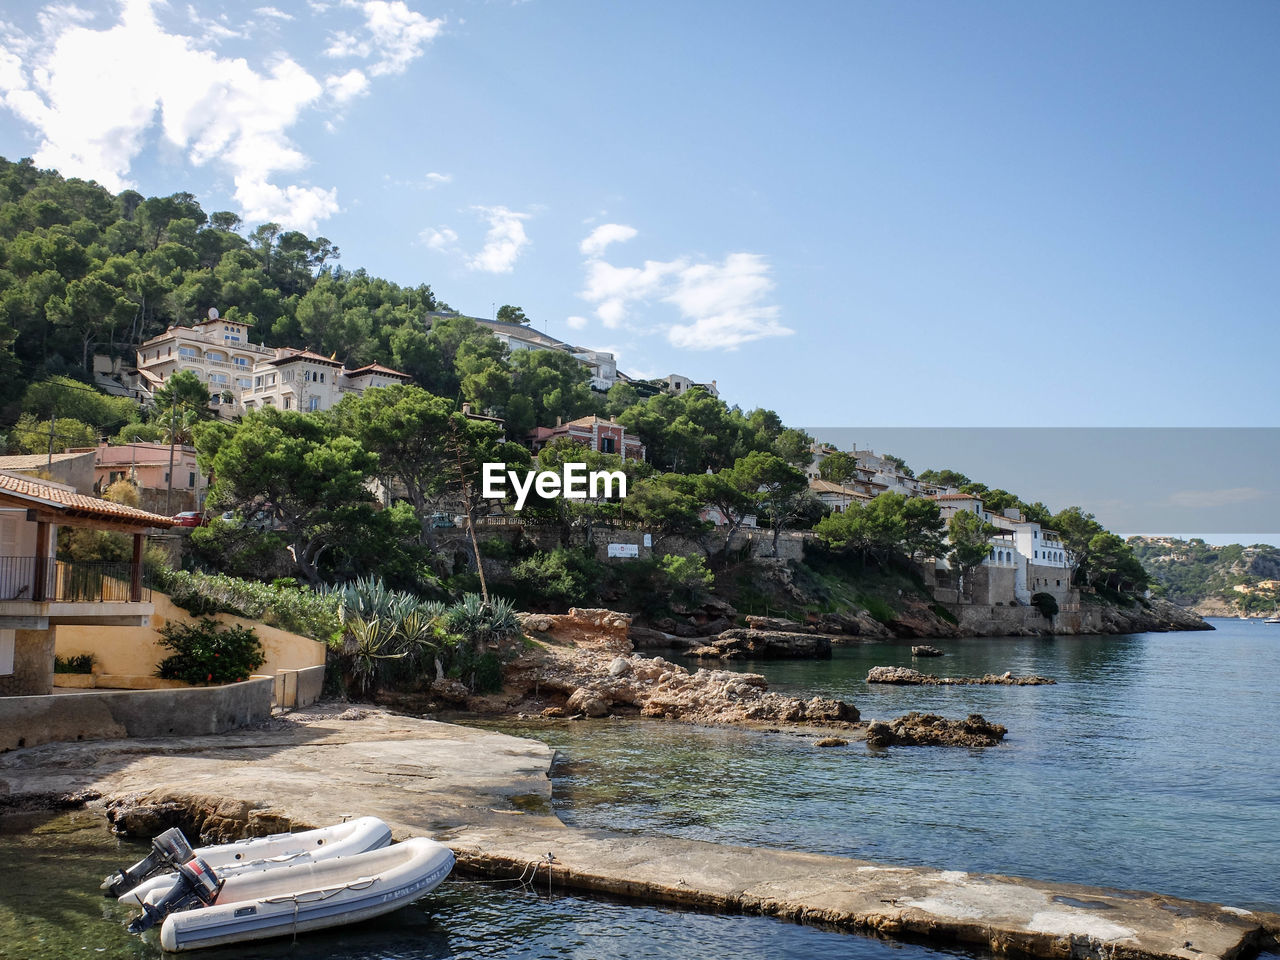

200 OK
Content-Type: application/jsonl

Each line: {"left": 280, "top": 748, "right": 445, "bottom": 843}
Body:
{"left": 0, "top": 557, "right": 149, "bottom": 603}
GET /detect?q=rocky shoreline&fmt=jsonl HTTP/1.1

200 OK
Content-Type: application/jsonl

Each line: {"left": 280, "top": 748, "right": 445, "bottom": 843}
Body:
{"left": 630, "top": 593, "right": 1212, "bottom": 648}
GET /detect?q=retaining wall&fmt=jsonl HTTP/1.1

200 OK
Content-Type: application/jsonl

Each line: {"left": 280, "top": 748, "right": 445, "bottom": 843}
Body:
{"left": 56, "top": 591, "right": 326, "bottom": 688}
{"left": 0, "top": 675, "right": 274, "bottom": 752}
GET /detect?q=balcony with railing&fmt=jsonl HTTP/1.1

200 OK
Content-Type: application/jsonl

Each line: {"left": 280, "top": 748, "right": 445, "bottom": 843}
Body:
{"left": 0, "top": 556, "right": 149, "bottom": 605}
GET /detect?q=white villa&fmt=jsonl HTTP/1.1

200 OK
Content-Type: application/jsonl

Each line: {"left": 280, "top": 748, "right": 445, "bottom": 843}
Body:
{"left": 467, "top": 317, "right": 620, "bottom": 392}
{"left": 132, "top": 313, "right": 412, "bottom": 415}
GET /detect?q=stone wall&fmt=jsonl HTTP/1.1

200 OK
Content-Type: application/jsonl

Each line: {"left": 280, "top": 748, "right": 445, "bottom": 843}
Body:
{"left": 0, "top": 675, "right": 274, "bottom": 751}
{"left": 0, "top": 628, "right": 55, "bottom": 696}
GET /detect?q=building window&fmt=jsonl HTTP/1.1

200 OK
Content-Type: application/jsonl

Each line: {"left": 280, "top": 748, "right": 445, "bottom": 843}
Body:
{"left": 600, "top": 437, "right": 616, "bottom": 454}
{"left": 178, "top": 346, "right": 198, "bottom": 359}
{"left": 319, "top": 372, "right": 325, "bottom": 383}
{"left": 234, "top": 356, "right": 249, "bottom": 367}
{"left": 307, "top": 397, "right": 320, "bottom": 412}
{"left": 283, "top": 396, "right": 291, "bottom": 410}
{"left": 188, "top": 472, "right": 196, "bottom": 488}
{"left": 237, "top": 377, "right": 252, "bottom": 389}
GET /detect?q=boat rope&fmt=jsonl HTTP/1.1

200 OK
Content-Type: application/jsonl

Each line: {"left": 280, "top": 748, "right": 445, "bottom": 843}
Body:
{"left": 262, "top": 875, "right": 380, "bottom": 907}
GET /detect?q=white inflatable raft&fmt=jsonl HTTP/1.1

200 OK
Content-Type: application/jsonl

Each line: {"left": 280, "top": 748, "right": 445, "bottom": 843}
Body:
{"left": 155, "top": 837, "right": 455, "bottom": 952}
{"left": 116, "top": 816, "right": 393, "bottom": 907}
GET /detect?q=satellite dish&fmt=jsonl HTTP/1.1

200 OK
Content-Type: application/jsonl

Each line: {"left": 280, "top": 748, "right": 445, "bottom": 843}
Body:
{"left": 208, "top": 307, "right": 219, "bottom": 321}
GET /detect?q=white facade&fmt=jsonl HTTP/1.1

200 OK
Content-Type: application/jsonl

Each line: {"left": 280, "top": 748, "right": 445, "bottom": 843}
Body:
{"left": 662, "top": 373, "right": 719, "bottom": 398}
{"left": 134, "top": 318, "right": 274, "bottom": 409}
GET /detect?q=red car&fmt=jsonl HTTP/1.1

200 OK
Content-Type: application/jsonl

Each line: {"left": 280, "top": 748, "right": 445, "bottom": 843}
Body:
{"left": 171, "top": 511, "right": 209, "bottom": 527}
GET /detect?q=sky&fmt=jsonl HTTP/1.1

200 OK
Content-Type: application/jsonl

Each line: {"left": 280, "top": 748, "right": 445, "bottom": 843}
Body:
{"left": 0, "top": 0, "right": 1277, "bottom": 435}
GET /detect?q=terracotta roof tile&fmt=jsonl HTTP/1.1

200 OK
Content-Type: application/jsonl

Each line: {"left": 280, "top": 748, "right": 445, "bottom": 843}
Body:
{"left": 268, "top": 349, "right": 344, "bottom": 367}
{"left": 0, "top": 473, "right": 175, "bottom": 527}
{"left": 345, "top": 362, "right": 411, "bottom": 379}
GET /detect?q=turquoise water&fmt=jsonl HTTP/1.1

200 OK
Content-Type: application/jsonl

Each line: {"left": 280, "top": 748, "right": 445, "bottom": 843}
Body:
{"left": 3, "top": 618, "right": 1277, "bottom": 958}
{"left": 524, "top": 618, "right": 1280, "bottom": 911}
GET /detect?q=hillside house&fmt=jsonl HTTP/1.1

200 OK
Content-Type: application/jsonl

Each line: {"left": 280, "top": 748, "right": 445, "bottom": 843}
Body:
{"left": 527, "top": 415, "right": 646, "bottom": 461}
{"left": 0, "top": 473, "right": 173, "bottom": 696}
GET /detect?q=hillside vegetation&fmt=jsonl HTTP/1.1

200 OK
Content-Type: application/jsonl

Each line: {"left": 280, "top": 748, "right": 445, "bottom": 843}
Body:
{"left": 1129, "top": 536, "right": 1280, "bottom": 614}
{"left": 0, "top": 156, "right": 1155, "bottom": 633}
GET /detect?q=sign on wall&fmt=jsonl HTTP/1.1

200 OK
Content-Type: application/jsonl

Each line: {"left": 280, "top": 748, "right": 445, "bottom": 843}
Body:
{"left": 607, "top": 543, "right": 639, "bottom": 559}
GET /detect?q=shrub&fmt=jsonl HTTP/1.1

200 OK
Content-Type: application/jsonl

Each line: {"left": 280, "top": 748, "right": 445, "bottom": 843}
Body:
{"left": 155, "top": 618, "right": 264, "bottom": 685}
{"left": 54, "top": 653, "right": 95, "bottom": 674}
{"left": 1031, "top": 592, "right": 1060, "bottom": 619}
{"left": 858, "top": 594, "right": 897, "bottom": 624}
{"left": 511, "top": 548, "right": 601, "bottom": 607}
{"left": 657, "top": 553, "right": 714, "bottom": 601}
{"left": 153, "top": 569, "right": 342, "bottom": 642}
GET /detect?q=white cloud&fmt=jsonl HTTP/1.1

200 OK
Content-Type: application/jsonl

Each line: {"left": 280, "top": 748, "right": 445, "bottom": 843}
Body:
{"left": 425, "top": 171, "right": 451, "bottom": 186}
{"left": 565, "top": 315, "right": 589, "bottom": 330}
{"left": 420, "top": 226, "right": 458, "bottom": 251}
{"left": 325, "top": 68, "right": 369, "bottom": 103}
{"left": 254, "top": 6, "right": 294, "bottom": 20}
{"left": 578, "top": 244, "right": 790, "bottom": 349}
{"left": 327, "top": 0, "right": 443, "bottom": 76}
{"left": 184, "top": 4, "right": 245, "bottom": 42}
{"left": 580, "top": 222, "right": 637, "bottom": 257}
{"left": 581, "top": 257, "right": 684, "bottom": 329}
{"left": 0, "top": 0, "right": 339, "bottom": 231}
{"left": 664, "top": 253, "right": 792, "bottom": 350}
{"left": 467, "top": 205, "right": 530, "bottom": 273}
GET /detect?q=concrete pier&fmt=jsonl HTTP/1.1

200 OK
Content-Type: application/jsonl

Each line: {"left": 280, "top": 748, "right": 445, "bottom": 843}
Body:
{"left": 1, "top": 705, "right": 1275, "bottom": 960}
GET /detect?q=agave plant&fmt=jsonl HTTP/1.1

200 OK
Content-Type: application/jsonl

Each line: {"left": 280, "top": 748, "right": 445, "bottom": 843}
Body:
{"left": 329, "top": 578, "right": 451, "bottom": 696}
{"left": 443, "top": 593, "right": 520, "bottom": 649}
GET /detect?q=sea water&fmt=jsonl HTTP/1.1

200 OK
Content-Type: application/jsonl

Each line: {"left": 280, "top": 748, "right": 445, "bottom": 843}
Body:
{"left": 3, "top": 619, "right": 1276, "bottom": 958}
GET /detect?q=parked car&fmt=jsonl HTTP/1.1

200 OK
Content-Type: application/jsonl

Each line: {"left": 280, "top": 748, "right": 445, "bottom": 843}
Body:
{"left": 171, "top": 511, "right": 208, "bottom": 527}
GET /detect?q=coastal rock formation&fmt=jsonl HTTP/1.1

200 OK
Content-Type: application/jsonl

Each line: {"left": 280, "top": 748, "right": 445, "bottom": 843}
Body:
{"left": 866, "top": 666, "right": 1055, "bottom": 686}
{"left": 865, "top": 712, "right": 1007, "bottom": 748}
{"left": 746, "top": 611, "right": 894, "bottom": 639}
{"left": 102, "top": 791, "right": 294, "bottom": 843}
{"left": 530, "top": 653, "right": 860, "bottom": 727}
{"left": 1094, "top": 596, "right": 1214, "bottom": 633}
{"left": 911, "top": 645, "right": 944, "bottom": 657}
{"left": 686, "top": 629, "right": 833, "bottom": 660}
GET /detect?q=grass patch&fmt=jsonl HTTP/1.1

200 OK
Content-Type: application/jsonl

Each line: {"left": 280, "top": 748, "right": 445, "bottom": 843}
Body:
{"left": 929, "top": 602, "right": 958, "bottom": 625}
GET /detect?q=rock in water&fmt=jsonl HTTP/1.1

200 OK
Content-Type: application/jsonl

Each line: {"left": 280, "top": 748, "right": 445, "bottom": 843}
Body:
{"left": 865, "top": 666, "right": 1054, "bottom": 685}
{"left": 911, "top": 645, "right": 944, "bottom": 657}
{"left": 866, "top": 712, "right": 1006, "bottom": 748}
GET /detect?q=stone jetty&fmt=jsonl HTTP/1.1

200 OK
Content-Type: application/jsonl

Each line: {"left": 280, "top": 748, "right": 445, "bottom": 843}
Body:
{"left": 2, "top": 705, "right": 1275, "bottom": 960}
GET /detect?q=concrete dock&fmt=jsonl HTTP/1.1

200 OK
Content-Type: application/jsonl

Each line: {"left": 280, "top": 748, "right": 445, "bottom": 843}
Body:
{"left": 2, "top": 705, "right": 1275, "bottom": 960}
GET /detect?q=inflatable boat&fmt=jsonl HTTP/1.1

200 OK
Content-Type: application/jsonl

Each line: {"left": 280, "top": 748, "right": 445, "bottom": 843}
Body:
{"left": 126, "top": 837, "right": 455, "bottom": 952}
{"left": 105, "top": 817, "right": 393, "bottom": 903}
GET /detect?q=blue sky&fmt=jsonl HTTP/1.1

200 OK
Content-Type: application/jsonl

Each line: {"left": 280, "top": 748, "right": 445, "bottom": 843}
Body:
{"left": 0, "top": 0, "right": 1277, "bottom": 430}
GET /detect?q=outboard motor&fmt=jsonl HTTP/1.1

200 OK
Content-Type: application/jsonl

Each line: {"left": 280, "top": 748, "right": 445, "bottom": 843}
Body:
{"left": 101, "top": 827, "right": 194, "bottom": 898}
{"left": 127, "top": 856, "right": 221, "bottom": 934}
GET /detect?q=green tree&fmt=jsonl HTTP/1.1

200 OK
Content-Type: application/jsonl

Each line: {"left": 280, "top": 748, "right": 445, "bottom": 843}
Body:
{"left": 495, "top": 304, "right": 528, "bottom": 324}
{"left": 818, "top": 451, "right": 859, "bottom": 484}
{"left": 200, "top": 408, "right": 380, "bottom": 585}
{"left": 331, "top": 384, "right": 454, "bottom": 551}
{"left": 918, "top": 468, "right": 971, "bottom": 488}
{"left": 947, "top": 510, "right": 1000, "bottom": 596}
